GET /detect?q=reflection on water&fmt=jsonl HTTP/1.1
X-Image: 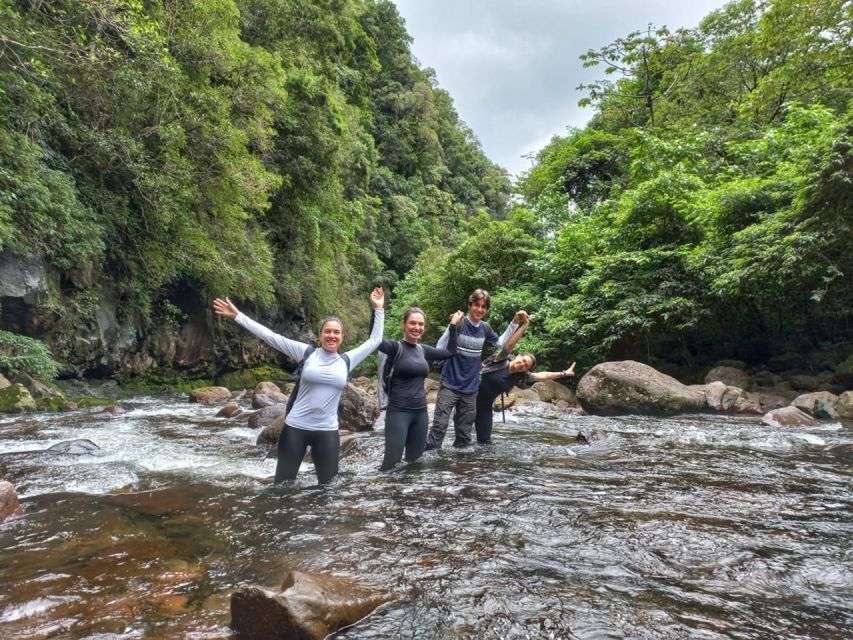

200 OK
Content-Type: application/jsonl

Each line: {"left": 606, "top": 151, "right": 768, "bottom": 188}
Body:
{"left": 1, "top": 397, "right": 851, "bottom": 638}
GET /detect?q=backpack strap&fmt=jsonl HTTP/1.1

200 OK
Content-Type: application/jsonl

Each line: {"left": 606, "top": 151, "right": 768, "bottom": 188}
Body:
{"left": 285, "top": 346, "right": 314, "bottom": 415}
{"left": 379, "top": 340, "right": 406, "bottom": 409}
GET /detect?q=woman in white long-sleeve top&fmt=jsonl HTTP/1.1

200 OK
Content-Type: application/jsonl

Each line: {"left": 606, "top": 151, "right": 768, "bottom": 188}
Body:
{"left": 213, "top": 288, "right": 385, "bottom": 484}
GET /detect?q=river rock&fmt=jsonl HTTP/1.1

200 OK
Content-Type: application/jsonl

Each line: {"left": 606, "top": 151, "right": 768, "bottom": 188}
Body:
{"left": 704, "top": 366, "right": 753, "bottom": 391}
{"left": 216, "top": 402, "right": 242, "bottom": 418}
{"left": 256, "top": 415, "right": 285, "bottom": 446}
{"left": 836, "top": 391, "right": 853, "bottom": 419}
{"left": 531, "top": 380, "right": 575, "bottom": 404}
{"left": 758, "top": 392, "right": 790, "bottom": 412}
{"left": 576, "top": 429, "right": 606, "bottom": 444}
{"left": 792, "top": 392, "right": 840, "bottom": 419}
{"left": 761, "top": 406, "right": 816, "bottom": 428}
{"left": 230, "top": 570, "right": 394, "bottom": 640}
{"left": 492, "top": 391, "right": 517, "bottom": 410}
{"left": 0, "top": 480, "right": 23, "bottom": 523}
{"left": 514, "top": 387, "right": 541, "bottom": 404}
{"left": 252, "top": 392, "right": 288, "bottom": 409}
{"left": 10, "top": 373, "right": 64, "bottom": 399}
{"left": 692, "top": 381, "right": 726, "bottom": 411}
{"left": 576, "top": 361, "right": 705, "bottom": 416}
{"left": 248, "top": 405, "right": 288, "bottom": 429}
{"left": 47, "top": 439, "right": 100, "bottom": 454}
{"left": 338, "top": 383, "right": 379, "bottom": 431}
{"left": 98, "top": 404, "right": 126, "bottom": 416}
{"left": 254, "top": 381, "right": 282, "bottom": 396}
{"left": 0, "top": 373, "right": 9, "bottom": 390}
{"left": 0, "top": 383, "right": 37, "bottom": 413}
{"left": 189, "top": 386, "right": 232, "bottom": 405}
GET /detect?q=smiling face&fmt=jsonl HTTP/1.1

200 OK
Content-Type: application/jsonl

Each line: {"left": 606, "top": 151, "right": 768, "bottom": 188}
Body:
{"left": 509, "top": 355, "right": 535, "bottom": 373}
{"left": 402, "top": 312, "right": 426, "bottom": 343}
{"left": 468, "top": 298, "right": 489, "bottom": 323}
{"left": 320, "top": 320, "right": 344, "bottom": 353}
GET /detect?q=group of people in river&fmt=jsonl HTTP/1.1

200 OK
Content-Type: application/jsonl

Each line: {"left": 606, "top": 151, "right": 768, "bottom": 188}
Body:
{"left": 212, "top": 287, "right": 575, "bottom": 484}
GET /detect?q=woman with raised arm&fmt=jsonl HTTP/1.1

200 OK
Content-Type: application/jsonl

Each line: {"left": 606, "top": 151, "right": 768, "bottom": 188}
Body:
{"left": 474, "top": 318, "right": 576, "bottom": 444}
{"left": 213, "top": 288, "right": 384, "bottom": 484}
{"left": 378, "top": 307, "right": 464, "bottom": 471}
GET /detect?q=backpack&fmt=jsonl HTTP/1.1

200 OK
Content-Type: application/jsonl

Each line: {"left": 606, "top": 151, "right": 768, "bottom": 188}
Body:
{"left": 377, "top": 341, "right": 422, "bottom": 410}
{"left": 285, "top": 347, "right": 351, "bottom": 415}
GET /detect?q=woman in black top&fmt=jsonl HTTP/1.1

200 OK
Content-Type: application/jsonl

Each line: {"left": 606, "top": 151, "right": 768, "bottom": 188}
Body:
{"left": 378, "top": 307, "right": 463, "bottom": 470}
{"left": 475, "top": 318, "right": 576, "bottom": 444}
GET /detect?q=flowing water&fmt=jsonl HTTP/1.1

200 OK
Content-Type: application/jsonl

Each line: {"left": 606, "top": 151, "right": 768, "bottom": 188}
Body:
{"left": 0, "top": 397, "right": 851, "bottom": 639}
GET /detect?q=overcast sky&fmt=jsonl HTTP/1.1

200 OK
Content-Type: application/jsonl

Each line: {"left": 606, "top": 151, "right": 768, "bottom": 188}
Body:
{"left": 392, "top": 0, "right": 729, "bottom": 177}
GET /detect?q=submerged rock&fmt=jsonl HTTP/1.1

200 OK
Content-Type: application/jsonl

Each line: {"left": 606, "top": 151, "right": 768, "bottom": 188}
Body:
{"left": 576, "top": 429, "right": 606, "bottom": 444}
{"left": 47, "top": 439, "right": 100, "bottom": 455}
{"left": 0, "top": 480, "right": 23, "bottom": 523}
{"left": 216, "top": 402, "right": 242, "bottom": 418}
{"left": 230, "top": 570, "right": 393, "bottom": 640}
{"left": 577, "top": 361, "right": 705, "bottom": 416}
{"left": 761, "top": 406, "right": 817, "bottom": 428}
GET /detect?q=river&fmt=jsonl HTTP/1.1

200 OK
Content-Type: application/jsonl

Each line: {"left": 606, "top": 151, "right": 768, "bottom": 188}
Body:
{"left": 0, "top": 397, "right": 851, "bottom": 639}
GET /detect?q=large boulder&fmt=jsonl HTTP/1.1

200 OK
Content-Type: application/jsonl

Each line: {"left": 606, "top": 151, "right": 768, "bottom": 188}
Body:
{"left": 761, "top": 406, "right": 816, "bottom": 428}
{"left": 0, "top": 383, "right": 37, "bottom": 413}
{"left": 230, "top": 570, "right": 393, "bottom": 640}
{"left": 189, "top": 386, "right": 231, "bottom": 405}
{"left": 0, "top": 373, "right": 10, "bottom": 390}
{"left": 338, "top": 383, "right": 379, "bottom": 431}
{"left": 0, "top": 480, "right": 23, "bottom": 523}
{"left": 837, "top": 391, "right": 853, "bottom": 419}
{"left": 792, "top": 391, "right": 839, "bottom": 419}
{"left": 10, "top": 373, "right": 64, "bottom": 399}
{"left": 576, "top": 361, "right": 705, "bottom": 416}
{"left": 704, "top": 366, "right": 753, "bottom": 391}
{"left": 789, "top": 374, "right": 819, "bottom": 392}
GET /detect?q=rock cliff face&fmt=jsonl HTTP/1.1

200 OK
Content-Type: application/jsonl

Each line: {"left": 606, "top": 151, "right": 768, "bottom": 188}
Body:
{"left": 0, "top": 251, "right": 312, "bottom": 380}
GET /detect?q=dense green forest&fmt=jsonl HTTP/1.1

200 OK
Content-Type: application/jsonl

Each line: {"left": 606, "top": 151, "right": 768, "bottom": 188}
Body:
{"left": 394, "top": 0, "right": 852, "bottom": 376}
{"left": 0, "top": 0, "right": 509, "bottom": 377}
{"left": 0, "top": 0, "right": 851, "bottom": 382}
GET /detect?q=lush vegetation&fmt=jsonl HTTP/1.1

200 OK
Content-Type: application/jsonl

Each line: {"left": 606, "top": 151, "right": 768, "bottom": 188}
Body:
{"left": 395, "top": 0, "right": 852, "bottom": 373}
{"left": 0, "top": 0, "right": 509, "bottom": 378}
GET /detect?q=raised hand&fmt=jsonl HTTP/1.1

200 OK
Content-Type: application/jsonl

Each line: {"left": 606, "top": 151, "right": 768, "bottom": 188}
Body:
{"left": 213, "top": 297, "right": 239, "bottom": 319}
{"left": 564, "top": 362, "right": 576, "bottom": 377}
{"left": 370, "top": 287, "right": 385, "bottom": 309}
{"left": 513, "top": 310, "right": 530, "bottom": 324}
{"left": 449, "top": 310, "right": 464, "bottom": 325}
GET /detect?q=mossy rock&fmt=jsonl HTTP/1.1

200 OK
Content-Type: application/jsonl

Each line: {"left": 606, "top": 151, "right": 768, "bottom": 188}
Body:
{"left": 119, "top": 374, "right": 215, "bottom": 395}
{"left": 72, "top": 396, "right": 116, "bottom": 409}
{"left": 217, "top": 366, "right": 290, "bottom": 390}
{"left": 35, "top": 396, "right": 73, "bottom": 412}
{"left": 0, "top": 384, "right": 37, "bottom": 413}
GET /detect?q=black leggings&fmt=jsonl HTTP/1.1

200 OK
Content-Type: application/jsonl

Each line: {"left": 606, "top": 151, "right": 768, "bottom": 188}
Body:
{"left": 474, "top": 392, "right": 501, "bottom": 444}
{"left": 276, "top": 423, "right": 340, "bottom": 484}
{"left": 381, "top": 408, "right": 428, "bottom": 471}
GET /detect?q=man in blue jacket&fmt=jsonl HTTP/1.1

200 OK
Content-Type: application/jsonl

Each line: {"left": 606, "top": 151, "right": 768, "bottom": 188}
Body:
{"left": 425, "top": 288, "right": 527, "bottom": 449}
